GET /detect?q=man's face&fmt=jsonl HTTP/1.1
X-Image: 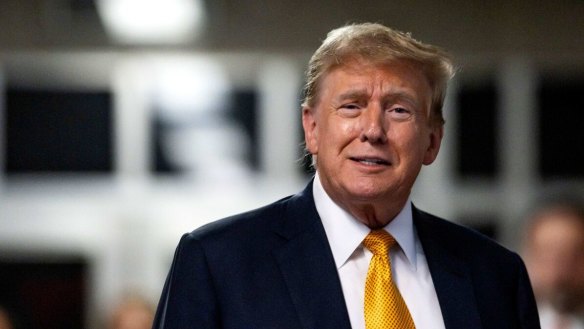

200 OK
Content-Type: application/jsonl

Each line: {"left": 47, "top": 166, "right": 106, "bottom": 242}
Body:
{"left": 302, "top": 60, "right": 442, "bottom": 215}
{"left": 524, "top": 210, "right": 584, "bottom": 313}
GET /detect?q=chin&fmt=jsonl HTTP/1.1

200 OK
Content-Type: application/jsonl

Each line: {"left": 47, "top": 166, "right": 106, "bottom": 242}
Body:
{"left": 345, "top": 182, "right": 391, "bottom": 201}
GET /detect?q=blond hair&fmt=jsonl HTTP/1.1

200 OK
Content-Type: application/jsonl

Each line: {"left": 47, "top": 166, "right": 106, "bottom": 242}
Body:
{"left": 302, "top": 23, "right": 454, "bottom": 125}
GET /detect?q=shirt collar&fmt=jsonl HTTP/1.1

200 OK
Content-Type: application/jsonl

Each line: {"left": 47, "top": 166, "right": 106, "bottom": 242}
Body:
{"left": 313, "top": 173, "right": 417, "bottom": 270}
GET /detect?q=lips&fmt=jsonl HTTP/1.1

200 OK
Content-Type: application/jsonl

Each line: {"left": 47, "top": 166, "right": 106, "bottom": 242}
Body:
{"left": 350, "top": 156, "right": 390, "bottom": 166}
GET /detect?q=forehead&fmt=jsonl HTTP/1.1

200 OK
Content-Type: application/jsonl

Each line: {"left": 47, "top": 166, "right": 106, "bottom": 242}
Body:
{"left": 318, "top": 59, "right": 431, "bottom": 99}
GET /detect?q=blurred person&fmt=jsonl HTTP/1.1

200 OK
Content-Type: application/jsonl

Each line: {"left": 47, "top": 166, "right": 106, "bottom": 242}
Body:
{"left": 109, "top": 295, "right": 155, "bottom": 329}
{"left": 522, "top": 195, "right": 584, "bottom": 329}
{"left": 0, "top": 306, "right": 13, "bottom": 329}
{"left": 153, "top": 23, "right": 540, "bottom": 328}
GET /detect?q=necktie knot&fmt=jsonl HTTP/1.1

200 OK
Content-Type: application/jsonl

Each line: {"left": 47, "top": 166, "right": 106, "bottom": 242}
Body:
{"left": 363, "top": 229, "right": 396, "bottom": 256}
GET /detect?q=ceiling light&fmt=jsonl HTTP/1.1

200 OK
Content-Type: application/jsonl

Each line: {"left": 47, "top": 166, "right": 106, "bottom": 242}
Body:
{"left": 97, "top": 0, "right": 205, "bottom": 45}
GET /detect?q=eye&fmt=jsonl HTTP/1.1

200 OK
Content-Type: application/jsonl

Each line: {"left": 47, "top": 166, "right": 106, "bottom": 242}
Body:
{"left": 338, "top": 103, "right": 362, "bottom": 117}
{"left": 388, "top": 106, "right": 413, "bottom": 120}
{"left": 341, "top": 103, "right": 360, "bottom": 110}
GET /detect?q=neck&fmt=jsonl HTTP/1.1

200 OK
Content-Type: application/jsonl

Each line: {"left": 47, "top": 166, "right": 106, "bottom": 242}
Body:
{"left": 314, "top": 172, "right": 410, "bottom": 229}
{"left": 345, "top": 200, "right": 407, "bottom": 229}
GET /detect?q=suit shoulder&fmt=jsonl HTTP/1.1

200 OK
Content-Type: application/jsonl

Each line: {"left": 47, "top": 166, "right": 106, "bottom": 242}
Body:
{"left": 184, "top": 194, "right": 295, "bottom": 244}
{"left": 414, "top": 208, "right": 519, "bottom": 261}
{"left": 171, "top": 190, "right": 314, "bottom": 271}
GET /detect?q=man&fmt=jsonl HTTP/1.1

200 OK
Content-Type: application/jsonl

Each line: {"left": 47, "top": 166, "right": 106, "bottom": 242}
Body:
{"left": 109, "top": 295, "right": 155, "bottom": 329}
{"left": 153, "top": 23, "right": 540, "bottom": 328}
{"left": 522, "top": 195, "right": 584, "bottom": 329}
{"left": 0, "top": 306, "right": 14, "bottom": 329}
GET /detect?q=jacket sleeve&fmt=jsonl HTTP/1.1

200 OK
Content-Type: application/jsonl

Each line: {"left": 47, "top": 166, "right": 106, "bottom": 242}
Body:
{"left": 152, "top": 233, "right": 220, "bottom": 328}
{"left": 515, "top": 254, "right": 541, "bottom": 329}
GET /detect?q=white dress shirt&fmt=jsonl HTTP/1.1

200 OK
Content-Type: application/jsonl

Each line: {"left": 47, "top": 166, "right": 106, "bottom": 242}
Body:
{"left": 313, "top": 173, "right": 446, "bottom": 329}
{"left": 539, "top": 304, "right": 584, "bottom": 329}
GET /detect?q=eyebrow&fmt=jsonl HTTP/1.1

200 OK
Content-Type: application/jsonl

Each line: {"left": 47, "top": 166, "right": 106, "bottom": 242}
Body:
{"left": 386, "top": 92, "right": 421, "bottom": 108}
{"left": 335, "top": 88, "right": 421, "bottom": 108}
{"left": 335, "top": 89, "right": 369, "bottom": 102}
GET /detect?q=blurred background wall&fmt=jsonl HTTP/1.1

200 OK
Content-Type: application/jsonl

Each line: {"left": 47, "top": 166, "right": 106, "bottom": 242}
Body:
{"left": 0, "top": 1, "right": 583, "bottom": 328}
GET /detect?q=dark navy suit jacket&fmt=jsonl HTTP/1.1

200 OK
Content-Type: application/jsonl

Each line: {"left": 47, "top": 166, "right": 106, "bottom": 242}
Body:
{"left": 153, "top": 181, "right": 540, "bottom": 328}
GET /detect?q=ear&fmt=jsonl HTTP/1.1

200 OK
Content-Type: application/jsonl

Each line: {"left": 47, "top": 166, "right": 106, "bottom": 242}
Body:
{"left": 422, "top": 125, "right": 444, "bottom": 165}
{"left": 302, "top": 106, "right": 318, "bottom": 155}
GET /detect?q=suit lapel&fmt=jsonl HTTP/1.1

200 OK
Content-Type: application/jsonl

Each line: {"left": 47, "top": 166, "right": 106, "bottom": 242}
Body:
{"left": 414, "top": 207, "right": 483, "bottom": 329}
{"left": 272, "top": 185, "right": 484, "bottom": 329}
{"left": 272, "top": 182, "right": 352, "bottom": 329}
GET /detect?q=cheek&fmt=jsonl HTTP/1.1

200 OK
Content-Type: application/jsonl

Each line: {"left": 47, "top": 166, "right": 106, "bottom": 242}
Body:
{"left": 390, "top": 126, "right": 428, "bottom": 156}
{"left": 321, "top": 118, "right": 359, "bottom": 147}
{"left": 339, "top": 120, "right": 361, "bottom": 138}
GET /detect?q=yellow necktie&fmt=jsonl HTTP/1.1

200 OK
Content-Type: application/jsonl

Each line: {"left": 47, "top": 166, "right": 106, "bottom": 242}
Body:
{"left": 363, "top": 230, "right": 415, "bottom": 329}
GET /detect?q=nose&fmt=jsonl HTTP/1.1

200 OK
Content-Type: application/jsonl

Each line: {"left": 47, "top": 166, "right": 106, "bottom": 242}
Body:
{"left": 359, "top": 105, "right": 388, "bottom": 144}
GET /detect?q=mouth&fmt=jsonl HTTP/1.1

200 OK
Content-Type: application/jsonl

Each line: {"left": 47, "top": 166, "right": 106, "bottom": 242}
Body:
{"left": 349, "top": 157, "right": 391, "bottom": 166}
